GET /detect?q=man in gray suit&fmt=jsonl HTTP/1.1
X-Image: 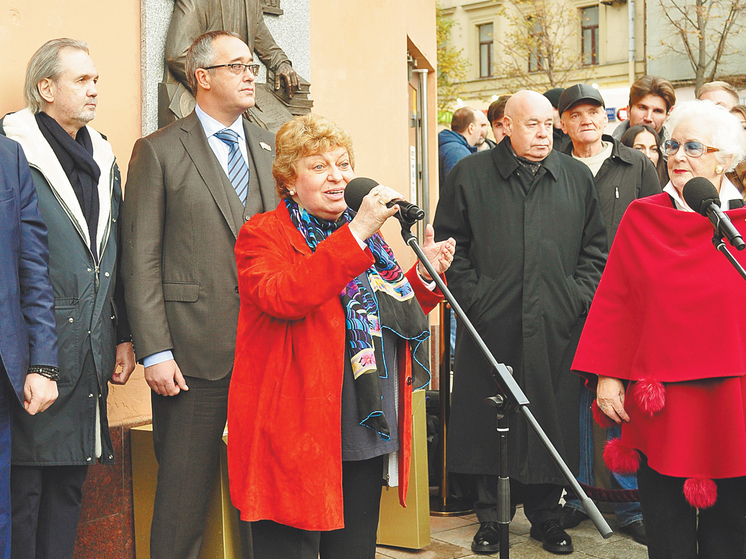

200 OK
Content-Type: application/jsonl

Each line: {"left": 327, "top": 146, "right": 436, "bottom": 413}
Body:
{"left": 122, "top": 30, "right": 279, "bottom": 558}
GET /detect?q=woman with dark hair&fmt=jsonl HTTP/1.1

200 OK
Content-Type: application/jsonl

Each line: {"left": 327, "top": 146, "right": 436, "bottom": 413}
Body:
{"left": 227, "top": 113, "right": 455, "bottom": 559}
{"left": 621, "top": 124, "right": 668, "bottom": 187}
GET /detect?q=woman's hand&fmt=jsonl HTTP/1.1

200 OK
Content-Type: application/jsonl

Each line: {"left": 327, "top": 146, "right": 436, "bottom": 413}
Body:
{"left": 596, "top": 375, "right": 630, "bottom": 424}
{"left": 348, "top": 185, "right": 400, "bottom": 240}
{"left": 418, "top": 224, "right": 456, "bottom": 281}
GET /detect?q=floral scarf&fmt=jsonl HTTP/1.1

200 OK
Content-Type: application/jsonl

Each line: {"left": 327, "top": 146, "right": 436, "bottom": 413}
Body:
{"left": 286, "top": 199, "right": 431, "bottom": 439}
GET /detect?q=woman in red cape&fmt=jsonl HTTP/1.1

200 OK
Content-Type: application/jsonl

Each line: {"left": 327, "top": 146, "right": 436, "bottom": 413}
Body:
{"left": 572, "top": 100, "right": 746, "bottom": 559}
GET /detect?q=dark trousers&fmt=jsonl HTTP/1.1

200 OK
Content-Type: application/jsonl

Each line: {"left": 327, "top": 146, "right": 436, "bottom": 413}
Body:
{"left": 250, "top": 455, "right": 385, "bottom": 559}
{"left": 638, "top": 456, "right": 746, "bottom": 559}
{"left": 475, "top": 474, "right": 563, "bottom": 526}
{"left": 10, "top": 465, "right": 88, "bottom": 559}
{"left": 0, "top": 378, "right": 11, "bottom": 559}
{"left": 149, "top": 374, "right": 230, "bottom": 559}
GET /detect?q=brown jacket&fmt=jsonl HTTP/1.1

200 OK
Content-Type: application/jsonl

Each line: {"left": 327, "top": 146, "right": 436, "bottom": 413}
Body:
{"left": 121, "top": 110, "right": 278, "bottom": 379}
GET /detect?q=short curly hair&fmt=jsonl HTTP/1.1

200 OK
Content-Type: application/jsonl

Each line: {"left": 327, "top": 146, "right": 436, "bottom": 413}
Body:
{"left": 273, "top": 114, "right": 355, "bottom": 199}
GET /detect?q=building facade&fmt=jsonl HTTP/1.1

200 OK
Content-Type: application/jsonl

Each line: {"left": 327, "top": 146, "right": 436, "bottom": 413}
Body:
{"left": 439, "top": 0, "right": 746, "bottom": 124}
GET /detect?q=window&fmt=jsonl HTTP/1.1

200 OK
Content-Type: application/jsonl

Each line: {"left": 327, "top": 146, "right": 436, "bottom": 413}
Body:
{"left": 528, "top": 17, "right": 543, "bottom": 73}
{"left": 581, "top": 6, "right": 599, "bottom": 66}
{"left": 479, "top": 23, "right": 493, "bottom": 78}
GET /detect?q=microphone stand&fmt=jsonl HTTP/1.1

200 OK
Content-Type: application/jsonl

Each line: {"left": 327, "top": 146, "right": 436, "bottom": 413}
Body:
{"left": 712, "top": 232, "right": 746, "bottom": 282}
{"left": 399, "top": 221, "right": 612, "bottom": 557}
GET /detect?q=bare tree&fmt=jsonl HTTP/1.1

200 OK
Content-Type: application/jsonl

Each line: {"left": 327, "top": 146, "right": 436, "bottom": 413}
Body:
{"left": 496, "top": 0, "right": 590, "bottom": 91}
{"left": 657, "top": 0, "right": 745, "bottom": 93}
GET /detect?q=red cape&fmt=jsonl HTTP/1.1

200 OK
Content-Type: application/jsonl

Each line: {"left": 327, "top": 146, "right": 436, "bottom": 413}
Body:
{"left": 573, "top": 193, "right": 746, "bottom": 385}
{"left": 573, "top": 193, "right": 746, "bottom": 479}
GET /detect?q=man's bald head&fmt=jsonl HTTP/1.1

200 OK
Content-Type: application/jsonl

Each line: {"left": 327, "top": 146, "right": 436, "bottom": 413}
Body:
{"left": 504, "top": 91, "right": 554, "bottom": 161}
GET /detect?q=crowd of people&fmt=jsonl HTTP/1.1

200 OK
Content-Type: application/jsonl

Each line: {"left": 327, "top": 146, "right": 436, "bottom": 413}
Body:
{"left": 438, "top": 77, "right": 746, "bottom": 559}
{"left": 1, "top": 25, "right": 746, "bottom": 559}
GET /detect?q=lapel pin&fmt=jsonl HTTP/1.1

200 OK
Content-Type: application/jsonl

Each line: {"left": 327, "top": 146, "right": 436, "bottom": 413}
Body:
{"left": 259, "top": 142, "right": 272, "bottom": 152}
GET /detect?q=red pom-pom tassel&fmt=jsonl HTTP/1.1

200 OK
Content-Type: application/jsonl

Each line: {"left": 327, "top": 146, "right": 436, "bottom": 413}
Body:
{"left": 683, "top": 477, "right": 717, "bottom": 509}
{"left": 603, "top": 438, "right": 640, "bottom": 475}
{"left": 632, "top": 378, "right": 666, "bottom": 417}
{"left": 591, "top": 399, "right": 617, "bottom": 428}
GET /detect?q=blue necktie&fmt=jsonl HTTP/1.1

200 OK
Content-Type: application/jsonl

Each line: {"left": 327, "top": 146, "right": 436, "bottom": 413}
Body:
{"left": 214, "top": 128, "right": 249, "bottom": 204}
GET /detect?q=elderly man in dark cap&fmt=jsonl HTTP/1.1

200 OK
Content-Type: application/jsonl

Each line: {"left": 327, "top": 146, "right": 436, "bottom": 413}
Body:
{"left": 557, "top": 83, "right": 660, "bottom": 545}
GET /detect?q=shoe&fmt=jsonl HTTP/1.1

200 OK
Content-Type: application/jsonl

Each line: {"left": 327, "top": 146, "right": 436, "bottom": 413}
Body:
{"left": 530, "top": 519, "right": 574, "bottom": 554}
{"left": 471, "top": 521, "right": 500, "bottom": 555}
{"left": 620, "top": 519, "right": 647, "bottom": 545}
{"left": 559, "top": 506, "right": 588, "bottom": 529}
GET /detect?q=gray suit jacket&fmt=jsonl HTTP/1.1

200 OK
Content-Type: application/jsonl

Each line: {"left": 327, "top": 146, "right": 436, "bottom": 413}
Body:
{"left": 121, "top": 111, "right": 278, "bottom": 380}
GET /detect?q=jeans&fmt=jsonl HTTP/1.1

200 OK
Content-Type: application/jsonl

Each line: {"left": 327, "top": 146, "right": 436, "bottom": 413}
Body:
{"left": 564, "top": 386, "right": 642, "bottom": 527}
{"left": 450, "top": 311, "right": 457, "bottom": 361}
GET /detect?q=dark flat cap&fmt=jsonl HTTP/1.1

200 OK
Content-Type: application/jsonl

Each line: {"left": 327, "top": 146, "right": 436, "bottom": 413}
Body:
{"left": 543, "top": 88, "right": 565, "bottom": 109}
{"left": 558, "top": 84, "right": 605, "bottom": 115}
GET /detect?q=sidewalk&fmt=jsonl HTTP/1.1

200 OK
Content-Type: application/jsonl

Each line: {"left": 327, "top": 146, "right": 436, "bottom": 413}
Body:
{"left": 376, "top": 507, "right": 649, "bottom": 559}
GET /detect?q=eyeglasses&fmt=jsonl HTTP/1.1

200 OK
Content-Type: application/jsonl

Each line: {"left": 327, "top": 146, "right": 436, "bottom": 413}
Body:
{"left": 202, "top": 63, "right": 260, "bottom": 76}
{"left": 663, "top": 139, "right": 720, "bottom": 158}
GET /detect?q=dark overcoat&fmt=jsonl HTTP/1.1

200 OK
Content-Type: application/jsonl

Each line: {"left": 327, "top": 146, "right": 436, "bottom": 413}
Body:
{"left": 433, "top": 139, "right": 607, "bottom": 485}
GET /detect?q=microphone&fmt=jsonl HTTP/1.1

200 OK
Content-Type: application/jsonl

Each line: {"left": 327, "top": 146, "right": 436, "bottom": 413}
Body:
{"left": 682, "top": 176, "right": 746, "bottom": 251}
{"left": 344, "top": 177, "right": 425, "bottom": 225}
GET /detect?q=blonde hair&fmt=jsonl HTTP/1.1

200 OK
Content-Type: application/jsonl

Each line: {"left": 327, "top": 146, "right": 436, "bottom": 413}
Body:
{"left": 273, "top": 114, "right": 355, "bottom": 199}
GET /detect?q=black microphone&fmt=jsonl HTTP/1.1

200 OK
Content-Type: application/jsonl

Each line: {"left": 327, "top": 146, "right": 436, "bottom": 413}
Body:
{"left": 682, "top": 176, "right": 746, "bottom": 251}
{"left": 344, "top": 177, "right": 425, "bottom": 225}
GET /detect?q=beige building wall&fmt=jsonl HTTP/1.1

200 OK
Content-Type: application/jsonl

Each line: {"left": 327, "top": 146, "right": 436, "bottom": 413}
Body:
{"left": 309, "top": 0, "right": 438, "bottom": 269}
{"left": 0, "top": 0, "right": 152, "bottom": 426}
{"left": 1, "top": 0, "right": 440, "bottom": 426}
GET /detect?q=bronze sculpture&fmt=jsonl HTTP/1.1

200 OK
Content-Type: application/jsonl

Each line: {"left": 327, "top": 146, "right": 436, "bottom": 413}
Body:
{"left": 159, "top": 0, "right": 311, "bottom": 130}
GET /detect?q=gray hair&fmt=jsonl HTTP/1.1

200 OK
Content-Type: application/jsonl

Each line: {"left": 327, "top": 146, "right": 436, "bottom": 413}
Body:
{"left": 666, "top": 100, "right": 746, "bottom": 172}
{"left": 185, "top": 30, "right": 242, "bottom": 94}
{"left": 24, "top": 38, "right": 89, "bottom": 113}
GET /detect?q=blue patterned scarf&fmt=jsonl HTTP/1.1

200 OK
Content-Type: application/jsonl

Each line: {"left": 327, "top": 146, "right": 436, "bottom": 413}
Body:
{"left": 286, "top": 199, "right": 430, "bottom": 439}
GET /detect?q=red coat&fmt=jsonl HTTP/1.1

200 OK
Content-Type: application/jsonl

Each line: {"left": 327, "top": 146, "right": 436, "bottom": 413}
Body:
{"left": 228, "top": 202, "right": 443, "bottom": 530}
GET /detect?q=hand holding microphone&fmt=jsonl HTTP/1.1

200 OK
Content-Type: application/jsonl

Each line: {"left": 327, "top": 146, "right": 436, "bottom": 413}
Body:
{"left": 345, "top": 177, "right": 425, "bottom": 240}
{"left": 346, "top": 181, "right": 401, "bottom": 240}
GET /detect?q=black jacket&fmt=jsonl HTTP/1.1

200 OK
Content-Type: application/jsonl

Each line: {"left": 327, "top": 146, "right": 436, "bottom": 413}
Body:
{"left": 564, "top": 135, "right": 662, "bottom": 247}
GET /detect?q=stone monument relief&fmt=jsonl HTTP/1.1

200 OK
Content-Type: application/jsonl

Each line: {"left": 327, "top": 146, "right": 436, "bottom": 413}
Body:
{"left": 143, "top": 0, "right": 311, "bottom": 133}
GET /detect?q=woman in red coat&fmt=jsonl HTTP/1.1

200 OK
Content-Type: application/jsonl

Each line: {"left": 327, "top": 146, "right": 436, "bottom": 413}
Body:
{"left": 573, "top": 100, "right": 746, "bottom": 559}
{"left": 227, "top": 114, "right": 455, "bottom": 559}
